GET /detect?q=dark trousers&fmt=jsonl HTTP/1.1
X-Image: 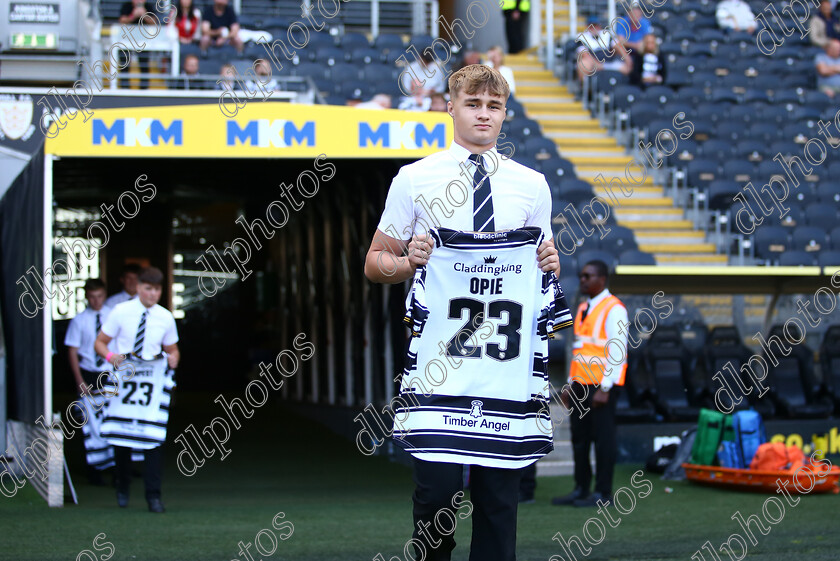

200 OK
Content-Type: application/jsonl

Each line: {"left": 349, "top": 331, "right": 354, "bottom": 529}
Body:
{"left": 115, "top": 445, "right": 162, "bottom": 500}
{"left": 412, "top": 458, "right": 522, "bottom": 561}
{"left": 570, "top": 382, "right": 618, "bottom": 496}
{"left": 504, "top": 11, "right": 528, "bottom": 53}
{"left": 519, "top": 462, "right": 536, "bottom": 497}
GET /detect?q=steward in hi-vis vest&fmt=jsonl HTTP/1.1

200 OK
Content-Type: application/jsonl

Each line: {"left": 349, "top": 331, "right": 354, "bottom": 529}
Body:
{"left": 502, "top": 0, "right": 530, "bottom": 53}
{"left": 552, "top": 259, "right": 628, "bottom": 509}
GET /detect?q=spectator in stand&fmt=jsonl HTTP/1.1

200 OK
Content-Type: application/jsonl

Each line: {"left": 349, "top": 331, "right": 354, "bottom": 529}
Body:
{"left": 716, "top": 0, "right": 756, "bottom": 34}
{"left": 398, "top": 77, "right": 432, "bottom": 111}
{"left": 629, "top": 34, "right": 666, "bottom": 88}
{"left": 816, "top": 38, "right": 840, "bottom": 97}
{"left": 216, "top": 63, "right": 239, "bottom": 91}
{"left": 173, "top": 0, "right": 202, "bottom": 45}
{"left": 615, "top": 3, "right": 652, "bottom": 52}
{"left": 355, "top": 94, "right": 393, "bottom": 109}
{"left": 486, "top": 45, "right": 516, "bottom": 94}
{"left": 429, "top": 93, "right": 447, "bottom": 112}
{"left": 175, "top": 53, "right": 203, "bottom": 90}
{"left": 576, "top": 16, "right": 632, "bottom": 82}
{"left": 811, "top": 0, "right": 840, "bottom": 47}
{"left": 245, "top": 59, "right": 278, "bottom": 93}
{"left": 118, "top": 0, "right": 154, "bottom": 89}
{"left": 400, "top": 51, "right": 446, "bottom": 96}
{"left": 200, "top": 0, "right": 243, "bottom": 54}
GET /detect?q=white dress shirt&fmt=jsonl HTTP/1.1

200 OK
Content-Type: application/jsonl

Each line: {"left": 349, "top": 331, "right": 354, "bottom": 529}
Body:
{"left": 377, "top": 141, "right": 553, "bottom": 241}
{"left": 101, "top": 298, "right": 179, "bottom": 360}
{"left": 400, "top": 60, "right": 447, "bottom": 94}
{"left": 64, "top": 305, "right": 114, "bottom": 372}
{"left": 105, "top": 290, "right": 135, "bottom": 308}
{"left": 581, "top": 288, "right": 628, "bottom": 390}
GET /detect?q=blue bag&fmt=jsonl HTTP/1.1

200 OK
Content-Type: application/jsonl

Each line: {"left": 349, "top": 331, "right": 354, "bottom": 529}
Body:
{"left": 733, "top": 409, "right": 766, "bottom": 468}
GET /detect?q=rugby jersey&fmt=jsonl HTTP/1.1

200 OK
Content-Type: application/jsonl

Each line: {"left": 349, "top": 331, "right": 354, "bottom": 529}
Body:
{"left": 392, "top": 227, "right": 574, "bottom": 468}
{"left": 101, "top": 356, "right": 175, "bottom": 449}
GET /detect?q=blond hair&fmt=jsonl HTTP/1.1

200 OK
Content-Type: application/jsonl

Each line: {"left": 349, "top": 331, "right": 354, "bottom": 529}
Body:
{"left": 448, "top": 64, "right": 510, "bottom": 101}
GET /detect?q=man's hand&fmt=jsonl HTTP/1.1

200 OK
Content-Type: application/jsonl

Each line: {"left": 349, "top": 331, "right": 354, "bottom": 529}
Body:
{"left": 109, "top": 353, "right": 126, "bottom": 367}
{"left": 593, "top": 388, "right": 610, "bottom": 408}
{"left": 168, "top": 354, "right": 179, "bottom": 369}
{"left": 560, "top": 386, "right": 572, "bottom": 409}
{"left": 407, "top": 233, "right": 435, "bottom": 269}
{"left": 537, "top": 238, "right": 561, "bottom": 277}
{"left": 132, "top": 5, "right": 146, "bottom": 19}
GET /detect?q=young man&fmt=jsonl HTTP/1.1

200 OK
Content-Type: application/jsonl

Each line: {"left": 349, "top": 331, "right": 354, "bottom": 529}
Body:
{"left": 64, "top": 278, "right": 115, "bottom": 484}
{"left": 105, "top": 264, "right": 141, "bottom": 308}
{"left": 200, "top": 0, "right": 244, "bottom": 53}
{"left": 552, "top": 260, "right": 628, "bottom": 508}
{"left": 95, "top": 267, "right": 179, "bottom": 513}
{"left": 364, "top": 64, "right": 565, "bottom": 561}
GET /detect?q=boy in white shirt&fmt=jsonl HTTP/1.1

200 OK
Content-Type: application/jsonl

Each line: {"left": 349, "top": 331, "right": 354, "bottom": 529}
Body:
{"left": 95, "top": 267, "right": 180, "bottom": 513}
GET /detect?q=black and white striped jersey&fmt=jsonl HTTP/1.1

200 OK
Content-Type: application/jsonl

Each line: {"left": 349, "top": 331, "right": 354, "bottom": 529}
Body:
{"left": 393, "top": 227, "right": 574, "bottom": 468}
{"left": 100, "top": 356, "right": 175, "bottom": 450}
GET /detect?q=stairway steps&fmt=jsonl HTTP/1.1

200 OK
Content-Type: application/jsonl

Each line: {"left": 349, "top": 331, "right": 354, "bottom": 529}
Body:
{"left": 655, "top": 254, "right": 729, "bottom": 264}
{"left": 639, "top": 242, "right": 718, "bottom": 253}
{"left": 594, "top": 186, "right": 663, "bottom": 198}
{"left": 618, "top": 219, "right": 695, "bottom": 229}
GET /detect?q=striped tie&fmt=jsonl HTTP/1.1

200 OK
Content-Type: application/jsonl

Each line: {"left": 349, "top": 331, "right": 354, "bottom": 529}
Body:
{"left": 470, "top": 153, "right": 495, "bottom": 232}
{"left": 133, "top": 311, "right": 147, "bottom": 357}
{"left": 95, "top": 312, "right": 104, "bottom": 367}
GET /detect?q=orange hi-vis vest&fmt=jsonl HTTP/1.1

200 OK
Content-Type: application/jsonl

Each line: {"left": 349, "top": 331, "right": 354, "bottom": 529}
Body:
{"left": 570, "top": 295, "right": 627, "bottom": 387}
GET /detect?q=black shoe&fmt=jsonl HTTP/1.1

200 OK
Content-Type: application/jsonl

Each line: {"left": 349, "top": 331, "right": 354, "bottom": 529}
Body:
{"left": 574, "top": 492, "right": 611, "bottom": 507}
{"left": 116, "top": 492, "right": 129, "bottom": 508}
{"left": 147, "top": 497, "right": 165, "bottom": 513}
{"left": 519, "top": 492, "right": 535, "bottom": 504}
{"left": 551, "top": 487, "right": 588, "bottom": 506}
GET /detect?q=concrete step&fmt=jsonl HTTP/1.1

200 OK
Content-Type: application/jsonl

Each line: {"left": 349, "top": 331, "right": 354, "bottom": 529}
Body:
{"left": 634, "top": 230, "right": 707, "bottom": 244}
{"left": 548, "top": 131, "right": 612, "bottom": 139}
{"left": 560, "top": 147, "right": 626, "bottom": 156}
{"left": 514, "top": 70, "right": 557, "bottom": 80}
{"left": 516, "top": 95, "right": 576, "bottom": 103}
{"left": 516, "top": 85, "right": 570, "bottom": 96}
{"left": 540, "top": 120, "right": 604, "bottom": 131}
{"left": 516, "top": 79, "right": 563, "bottom": 88}
{"left": 594, "top": 186, "right": 663, "bottom": 198}
{"left": 640, "top": 242, "right": 718, "bottom": 253}
{"left": 618, "top": 219, "right": 695, "bottom": 229}
{"left": 614, "top": 208, "right": 686, "bottom": 221}
{"left": 580, "top": 174, "right": 655, "bottom": 186}
{"left": 608, "top": 197, "right": 675, "bottom": 207}
{"left": 567, "top": 156, "right": 635, "bottom": 166}
{"left": 655, "top": 254, "right": 729, "bottom": 265}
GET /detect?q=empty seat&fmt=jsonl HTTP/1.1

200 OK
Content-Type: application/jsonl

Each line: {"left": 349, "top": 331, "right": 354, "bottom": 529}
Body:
{"left": 523, "top": 137, "right": 559, "bottom": 160}
{"left": 707, "top": 180, "right": 741, "bottom": 211}
{"left": 818, "top": 250, "right": 840, "bottom": 267}
{"left": 804, "top": 204, "right": 838, "bottom": 229}
{"left": 791, "top": 226, "right": 828, "bottom": 253}
{"left": 375, "top": 33, "right": 405, "bottom": 52}
{"left": 576, "top": 250, "right": 617, "bottom": 270}
{"left": 601, "top": 226, "right": 638, "bottom": 255}
{"left": 687, "top": 159, "right": 719, "bottom": 189}
{"left": 778, "top": 250, "right": 817, "bottom": 266}
{"left": 819, "top": 325, "right": 840, "bottom": 414}
{"left": 540, "top": 159, "right": 576, "bottom": 183}
{"left": 340, "top": 32, "right": 371, "bottom": 48}
{"left": 753, "top": 225, "right": 790, "bottom": 260}
{"left": 645, "top": 336, "right": 699, "bottom": 421}
{"left": 619, "top": 249, "right": 655, "bottom": 265}
{"left": 765, "top": 325, "right": 831, "bottom": 418}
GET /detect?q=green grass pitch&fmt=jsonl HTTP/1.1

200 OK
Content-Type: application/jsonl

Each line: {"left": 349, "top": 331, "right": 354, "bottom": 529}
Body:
{"left": 1, "top": 394, "right": 838, "bottom": 560}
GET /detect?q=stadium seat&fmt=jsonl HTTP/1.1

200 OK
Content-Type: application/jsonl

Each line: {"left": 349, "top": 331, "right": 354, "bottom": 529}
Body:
{"left": 804, "top": 204, "right": 838, "bottom": 230}
{"left": 540, "top": 159, "right": 576, "bottom": 183}
{"left": 702, "top": 326, "right": 774, "bottom": 416}
{"left": 362, "top": 65, "right": 395, "bottom": 83}
{"left": 819, "top": 326, "right": 840, "bottom": 414}
{"left": 707, "top": 180, "right": 741, "bottom": 211}
{"left": 293, "top": 62, "right": 328, "bottom": 79}
{"left": 558, "top": 178, "right": 595, "bottom": 204}
{"left": 765, "top": 325, "right": 831, "bottom": 419}
{"left": 645, "top": 332, "right": 700, "bottom": 421}
{"left": 753, "top": 225, "right": 790, "bottom": 261}
{"left": 615, "top": 375, "right": 658, "bottom": 423}
{"left": 340, "top": 32, "right": 371, "bottom": 48}
{"left": 328, "top": 63, "right": 362, "bottom": 82}
{"left": 316, "top": 46, "right": 348, "bottom": 66}
{"left": 830, "top": 226, "right": 840, "bottom": 250}
{"left": 699, "top": 139, "right": 735, "bottom": 160}
{"left": 351, "top": 47, "right": 383, "bottom": 65}
{"left": 576, "top": 250, "right": 617, "bottom": 271}
{"left": 734, "top": 140, "right": 767, "bottom": 161}
{"left": 523, "top": 137, "right": 559, "bottom": 161}
{"left": 600, "top": 226, "right": 638, "bottom": 255}
{"left": 817, "top": 250, "right": 840, "bottom": 267}
{"left": 686, "top": 159, "right": 719, "bottom": 189}
{"left": 409, "top": 34, "right": 434, "bottom": 52}
{"left": 374, "top": 33, "right": 405, "bottom": 52}
{"left": 619, "top": 249, "right": 655, "bottom": 265}
{"left": 508, "top": 118, "right": 541, "bottom": 138}
{"left": 791, "top": 226, "right": 828, "bottom": 253}
{"left": 722, "top": 159, "right": 755, "bottom": 183}
{"left": 778, "top": 251, "right": 817, "bottom": 266}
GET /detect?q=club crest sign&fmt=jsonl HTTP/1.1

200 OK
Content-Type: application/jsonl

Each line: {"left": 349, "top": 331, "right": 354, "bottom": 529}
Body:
{"left": 0, "top": 95, "right": 36, "bottom": 141}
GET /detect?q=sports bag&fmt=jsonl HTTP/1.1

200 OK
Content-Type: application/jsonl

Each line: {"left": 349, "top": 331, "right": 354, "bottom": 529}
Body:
{"left": 750, "top": 442, "right": 805, "bottom": 471}
{"left": 733, "top": 409, "right": 766, "bottom": 469}
{"left": 690, "top": 408, "right": 726, "bottom": 466}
